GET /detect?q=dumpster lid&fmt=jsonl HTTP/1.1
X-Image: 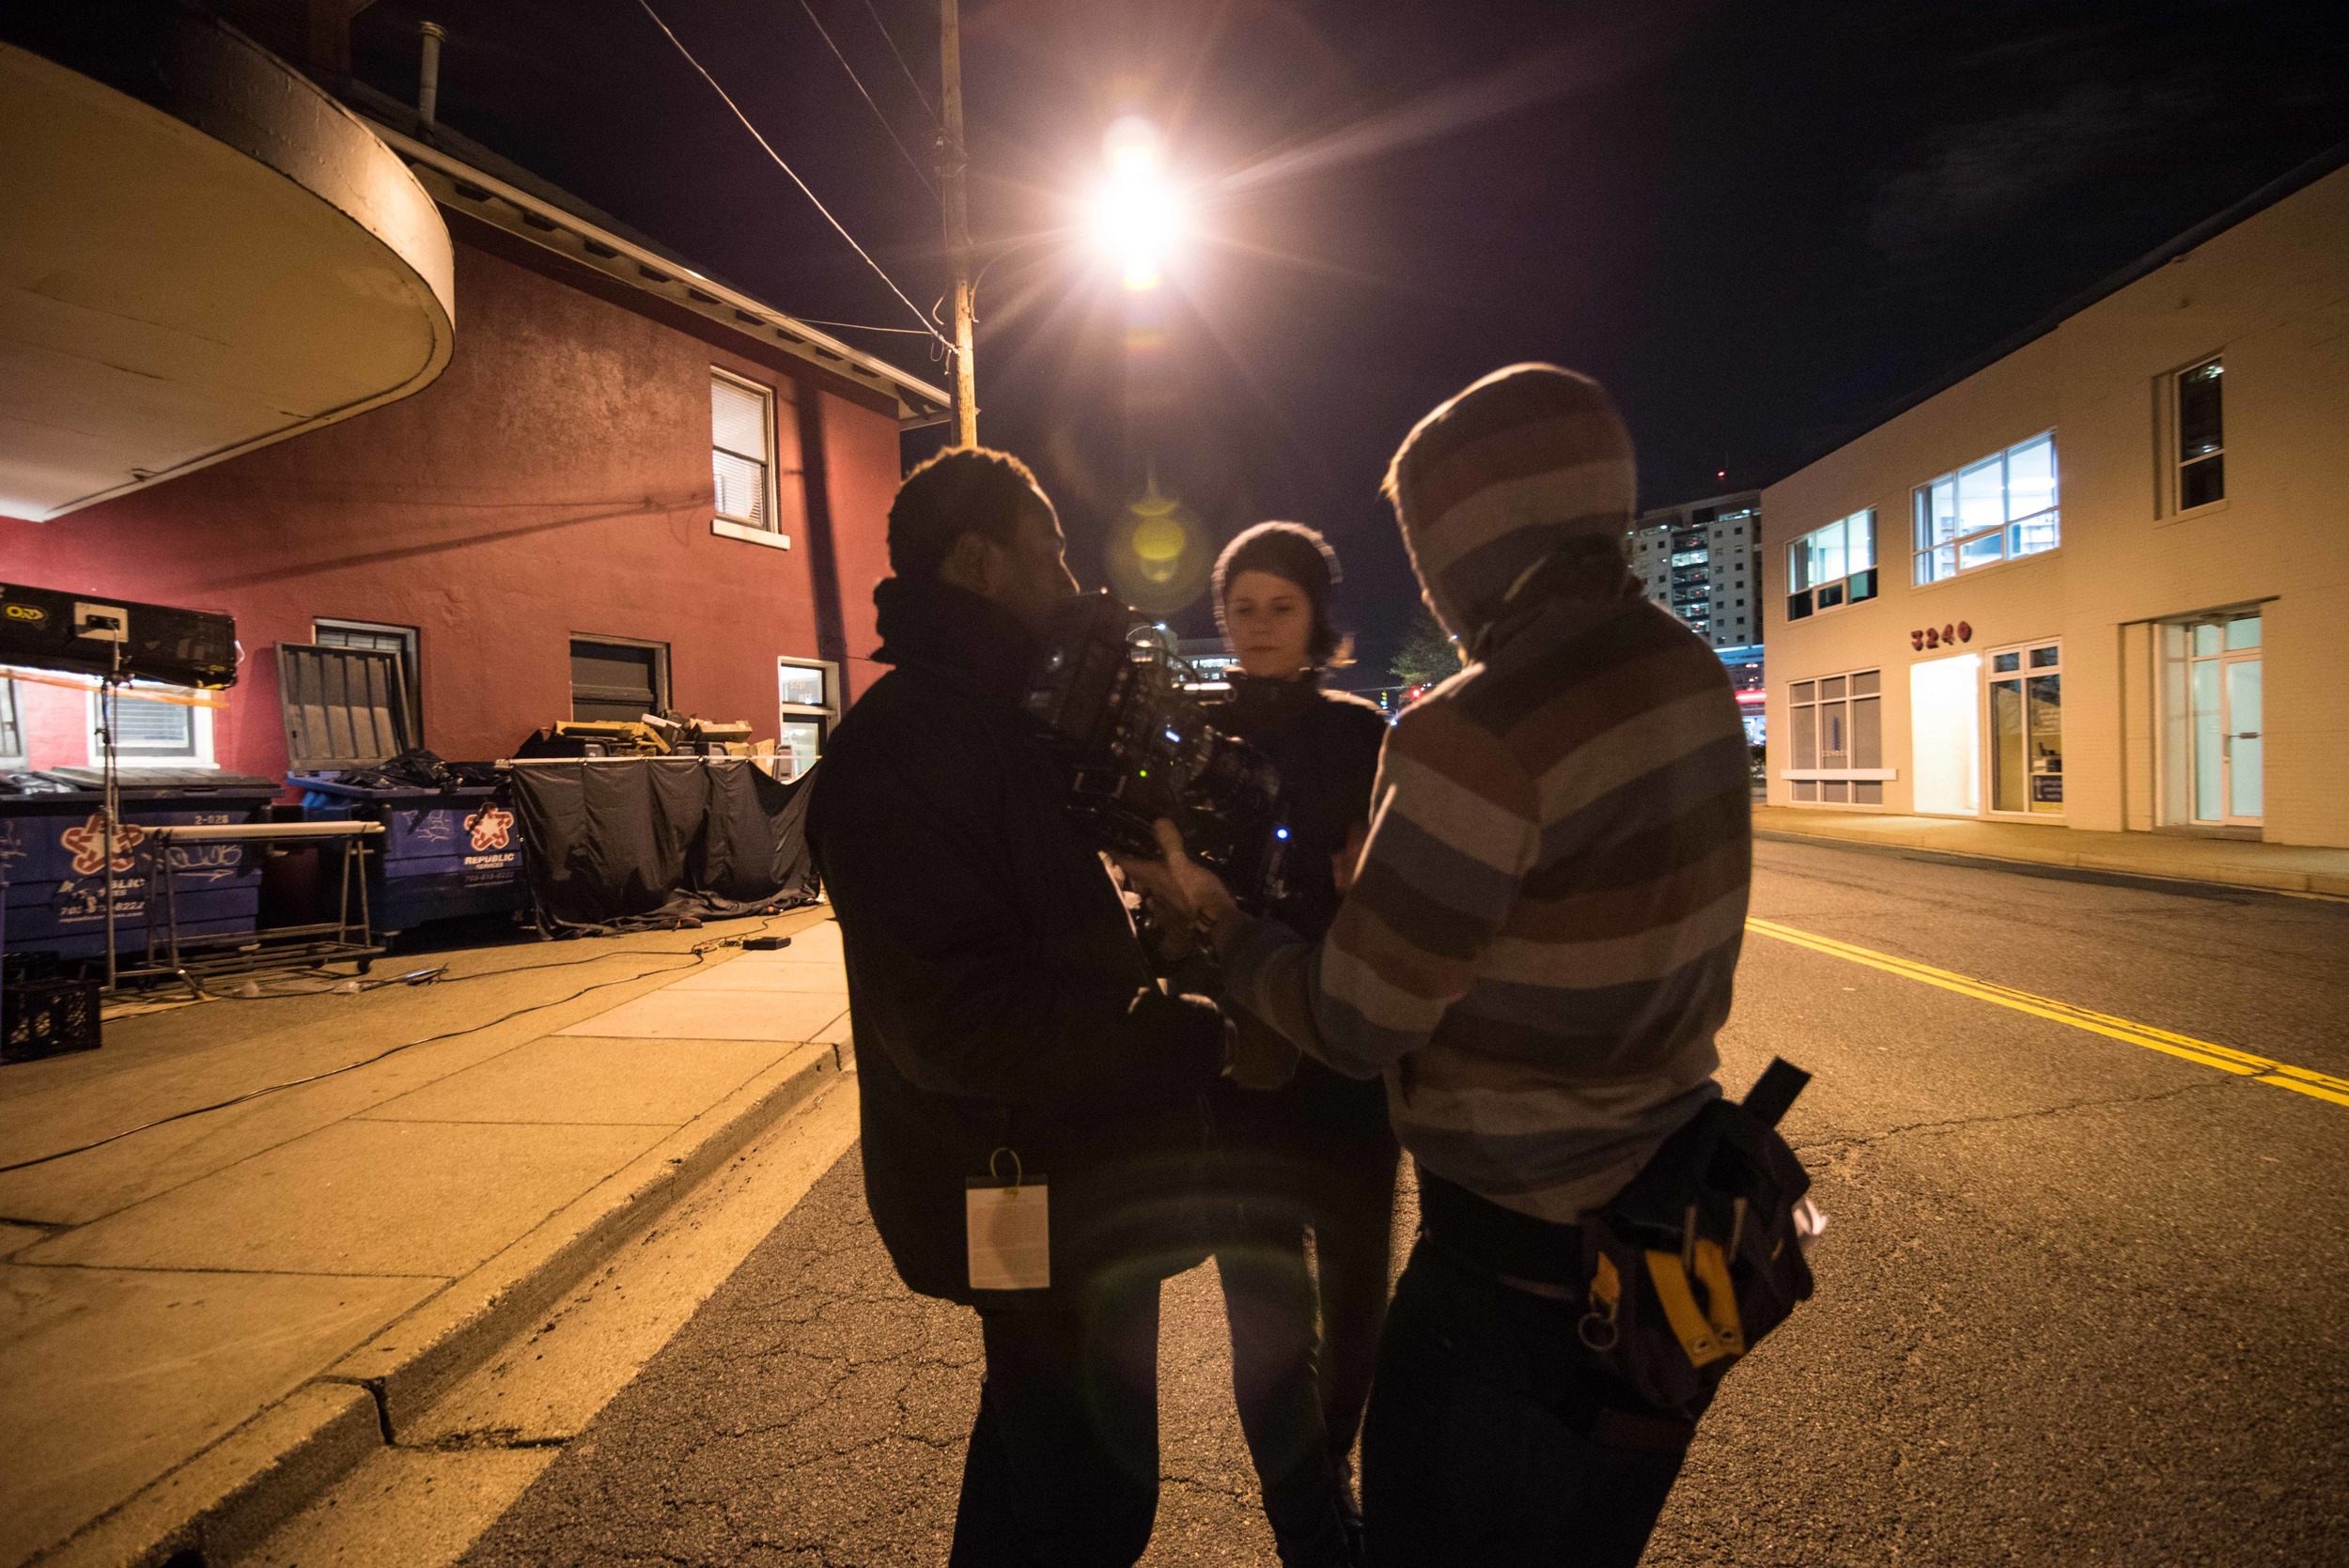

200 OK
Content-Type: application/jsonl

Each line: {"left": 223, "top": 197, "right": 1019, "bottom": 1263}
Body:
{"left": 36, "top": 768, "right": 276, "bottom": 793}
{"left": 276, "top": 643, "right": 413, "bottom": 770}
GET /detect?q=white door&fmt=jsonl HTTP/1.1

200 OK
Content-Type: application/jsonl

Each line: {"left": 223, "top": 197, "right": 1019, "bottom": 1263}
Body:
{"left": 1910, "top": 654, "right": 1981, "bottom": 816}
{"left": 2187, "top": 614, "right": 2262, "bottom": 825}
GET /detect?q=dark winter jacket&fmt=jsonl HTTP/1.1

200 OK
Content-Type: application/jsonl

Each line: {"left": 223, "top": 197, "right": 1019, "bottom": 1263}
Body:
{"left": 807, "top": 577, "right": 1226, "bottom": 1306}
{"left": 1208, "top": 673, "right": 1396, "bottom": 1163}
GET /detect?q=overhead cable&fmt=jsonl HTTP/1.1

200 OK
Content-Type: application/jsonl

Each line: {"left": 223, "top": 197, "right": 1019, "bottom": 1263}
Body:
{"left": 797, "top": 0, "right": 937, "bottom": 196}
{"left": 630, "top": 0, "right": 951, "bottom": 351}
{"left": 860, "top": 0, "right": 940, "bottom": 128}
{"left": 789, "top": 317, "right": 938, "bottom": 335}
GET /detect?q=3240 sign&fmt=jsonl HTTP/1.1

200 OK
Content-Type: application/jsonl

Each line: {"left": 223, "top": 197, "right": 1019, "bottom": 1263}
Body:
{"left": 1911, "top": 621, "right": 1973, "bottom": 650}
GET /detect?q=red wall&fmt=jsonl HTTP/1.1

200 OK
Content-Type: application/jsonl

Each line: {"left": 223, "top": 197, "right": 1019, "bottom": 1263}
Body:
{"left": 1, "top": 228, "right": 907, "bottom": 782}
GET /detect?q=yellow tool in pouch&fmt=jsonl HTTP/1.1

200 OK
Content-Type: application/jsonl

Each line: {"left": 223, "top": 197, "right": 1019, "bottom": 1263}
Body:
{"left": 966, "top": 1147, "right": 1050, "bottom": 1291}
{"left": 1642, "top": 1240, "right": 1746, "bottom": 1369}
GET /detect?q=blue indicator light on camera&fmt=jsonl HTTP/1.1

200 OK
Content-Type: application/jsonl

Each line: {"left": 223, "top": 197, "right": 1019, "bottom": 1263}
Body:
{"left": 1275, "top": 828, "right": 1290, "bottom": 840}
{"left": 1164, "top": 728, "right": 1181, "bottom": 743}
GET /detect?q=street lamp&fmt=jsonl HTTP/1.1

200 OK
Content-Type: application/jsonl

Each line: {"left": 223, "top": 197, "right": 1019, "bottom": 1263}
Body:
{"left": 1087, "top": 115, "right": 1181, "bottom": 291}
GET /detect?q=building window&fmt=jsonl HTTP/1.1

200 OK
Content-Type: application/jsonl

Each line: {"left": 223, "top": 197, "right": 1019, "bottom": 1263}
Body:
{"left": 2174, "top": 358, "right": 2224, "bottom": 511}
{"left": 315, "top": 617, "right": 422, "bottom": 744}
{"left": 87, "top": 682, "right": 214, "bottom": 768}
{"left": 1986, "top": 642, "right": 2062, "bottom": 815}
{"left": 1784, "top": 669, "right": 1883, "bottom": 805}
{"left": 776, "top": 658, "right": 838, "bottom": 781}
{"left": 1914, "top": 432, "right": 2058, "bottom": 584}
{"left": 0, "top": 677, "right": 23, "bottom": 768}
{"left": 1784, "top": 509, "right": 1876, "bottom": 622}
{"left": 711, "top": 371, "right": 798, "bottom": 549}
{"left": 569, "top": 637, "right": 668, "bottom": 722}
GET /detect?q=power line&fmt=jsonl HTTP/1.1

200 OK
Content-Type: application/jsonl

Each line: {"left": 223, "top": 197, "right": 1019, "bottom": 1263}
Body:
{"left": 797, "top": 0, "right": 936, "bottom": 196}
{"left": 860, "top": 0, "right": 940, "bottom": 129}
{"left": 630, "top": 0, "right": 951, "bottom": 351}
{"left": 791, "top": 316, "right": 936, "bottom": 334}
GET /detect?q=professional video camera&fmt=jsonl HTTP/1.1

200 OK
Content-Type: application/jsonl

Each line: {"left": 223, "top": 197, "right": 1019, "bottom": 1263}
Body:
{"left": 1023, "top": 592, "right": 1289, "bottom": 911}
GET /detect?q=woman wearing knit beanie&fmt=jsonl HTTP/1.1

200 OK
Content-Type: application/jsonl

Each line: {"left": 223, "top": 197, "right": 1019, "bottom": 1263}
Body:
{"left": 1206, "top": 520, "right": 1396, "bottom": 1567}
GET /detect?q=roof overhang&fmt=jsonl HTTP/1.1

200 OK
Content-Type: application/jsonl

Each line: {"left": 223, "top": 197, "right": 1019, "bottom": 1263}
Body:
{"left": 0, "top": 16, "right": 457, "bottom": 521}
{"left": 367, "top": 125, "right": 953, "bottom": 430}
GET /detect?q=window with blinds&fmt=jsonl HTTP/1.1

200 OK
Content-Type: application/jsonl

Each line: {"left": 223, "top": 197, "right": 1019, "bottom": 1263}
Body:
{"left": 711, "top": 372, "right": 775, "bottom": 529}
{"left": 86, "top": 682, "right": 212, "bottom": 766}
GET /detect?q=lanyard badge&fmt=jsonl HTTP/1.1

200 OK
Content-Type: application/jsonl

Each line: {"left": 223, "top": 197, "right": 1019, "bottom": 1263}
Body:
{"left": 966, "top": 1146, "right": 1050, "bottom": 1291}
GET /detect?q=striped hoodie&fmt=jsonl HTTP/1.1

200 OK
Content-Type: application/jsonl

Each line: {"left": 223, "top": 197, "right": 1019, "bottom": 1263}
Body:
{"left": 1222, "top": 365, "right": 1749, "bottom": 1223}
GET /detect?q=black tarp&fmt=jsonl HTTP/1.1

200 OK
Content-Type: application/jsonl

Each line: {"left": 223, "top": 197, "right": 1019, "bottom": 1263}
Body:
{"left": 506, "top": 758, "right": 819, "bottom": 936}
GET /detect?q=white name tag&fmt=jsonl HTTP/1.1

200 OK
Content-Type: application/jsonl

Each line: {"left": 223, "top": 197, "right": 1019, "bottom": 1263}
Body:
{"left": 966, "top": 1174, "right": 1050, "bottom": 1291}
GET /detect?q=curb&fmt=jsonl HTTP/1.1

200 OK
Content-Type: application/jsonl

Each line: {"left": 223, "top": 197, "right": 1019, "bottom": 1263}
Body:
{"left": 33, "top": 1039, "right": 846, "bottom": 1568}
{"left": 1755, "top": 826, "right": 2349, "bottom": 902}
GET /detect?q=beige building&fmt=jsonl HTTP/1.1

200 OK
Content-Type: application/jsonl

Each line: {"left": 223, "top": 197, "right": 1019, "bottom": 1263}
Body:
{"left": 1762, "top": 153, "right": 2349, "bottom": 848}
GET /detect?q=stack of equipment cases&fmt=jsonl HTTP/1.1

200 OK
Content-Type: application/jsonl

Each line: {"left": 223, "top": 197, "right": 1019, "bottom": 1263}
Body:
{"left": 0, "top": 768, "right": 277, "bottom": 964}
{"left": 277, "top": 642, "right": 523, "bottom": 943}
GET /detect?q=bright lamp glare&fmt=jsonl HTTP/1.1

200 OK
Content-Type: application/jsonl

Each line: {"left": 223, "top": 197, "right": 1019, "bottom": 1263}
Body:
{"left": 1090, "top": 116, "right": 1179, "bottom": 291}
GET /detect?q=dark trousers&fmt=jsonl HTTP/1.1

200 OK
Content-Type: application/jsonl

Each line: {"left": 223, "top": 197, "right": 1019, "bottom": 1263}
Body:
{"left": 950, "top": 1280, "right": 1162, "bottom": 1568}
{"left": 1217, "top": 1137, "right": 1396, "bottom": 1565}
{"left": 1361, "top": 1239, "right": 1697, "bottom": 1568}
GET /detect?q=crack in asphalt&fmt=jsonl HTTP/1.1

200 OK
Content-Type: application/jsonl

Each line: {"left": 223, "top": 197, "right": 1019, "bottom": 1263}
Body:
{"left": 1788, "top": 1077, "right": 2232, "bottom": 1160}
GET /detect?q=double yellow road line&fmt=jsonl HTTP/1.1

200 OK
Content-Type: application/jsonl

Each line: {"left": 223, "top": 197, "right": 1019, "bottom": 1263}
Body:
{"left": 1745, "top": 917, "right": 2349, "bottom": 1110}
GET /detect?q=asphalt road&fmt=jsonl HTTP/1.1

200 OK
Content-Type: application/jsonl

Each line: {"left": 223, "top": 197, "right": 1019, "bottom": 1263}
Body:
{"left": 457, "top": 840, "right": 2349, "bottom": 1566}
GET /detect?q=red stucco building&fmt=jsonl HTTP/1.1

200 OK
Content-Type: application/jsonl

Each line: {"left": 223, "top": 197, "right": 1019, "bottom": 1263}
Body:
{"left": 1, "top": 94, "right": 945, "bottom": 786}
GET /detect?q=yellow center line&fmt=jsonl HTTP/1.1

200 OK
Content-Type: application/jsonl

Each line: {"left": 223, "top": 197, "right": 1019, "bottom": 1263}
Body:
{"left": 1743, "top": 917, "right": 2349, "bottom": 1110}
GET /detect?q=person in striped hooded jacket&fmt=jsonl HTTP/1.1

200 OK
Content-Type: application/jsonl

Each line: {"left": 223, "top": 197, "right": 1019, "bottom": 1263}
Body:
{"left": 1124, "top": 363, "right": 1751, "bottom": 1567}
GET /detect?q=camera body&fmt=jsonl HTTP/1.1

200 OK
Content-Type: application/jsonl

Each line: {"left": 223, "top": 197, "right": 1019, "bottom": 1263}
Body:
{"left": 1024, "top": 592, "right": 1288, "bottom": 911}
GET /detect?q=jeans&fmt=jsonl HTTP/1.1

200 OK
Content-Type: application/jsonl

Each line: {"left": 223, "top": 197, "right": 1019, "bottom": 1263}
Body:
{"left": 950, "top": 1279, "right": 1163, "bottom": 1567}
{"left": 1217, "top": 1126, "right": 1396, "bottom": 1564}
{"left": 1361, "top": 1238, "right": 1699, "bottom": 1568}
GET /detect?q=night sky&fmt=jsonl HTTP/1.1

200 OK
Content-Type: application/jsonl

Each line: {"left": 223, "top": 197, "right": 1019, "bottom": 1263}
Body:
{"left": 350, "top": 0, "right": 2349, "bottom": 680}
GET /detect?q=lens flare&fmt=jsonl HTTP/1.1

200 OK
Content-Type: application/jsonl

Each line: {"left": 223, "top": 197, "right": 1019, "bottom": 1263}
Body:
{"left": 1087, "top": 115, "right": 1180, "bottom": 291}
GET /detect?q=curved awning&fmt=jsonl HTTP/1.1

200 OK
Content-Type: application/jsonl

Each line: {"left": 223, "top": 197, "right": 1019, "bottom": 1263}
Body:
{"left": 0, "top": 12, "right": 455, "bottom": 520}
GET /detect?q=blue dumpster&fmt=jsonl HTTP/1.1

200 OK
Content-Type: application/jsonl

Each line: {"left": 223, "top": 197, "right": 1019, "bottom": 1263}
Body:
{"left": 0, "top": 770, "right": 276, "bottom": 961}
{"left": 290, "top": 775, "right": 524, "bottom": 939}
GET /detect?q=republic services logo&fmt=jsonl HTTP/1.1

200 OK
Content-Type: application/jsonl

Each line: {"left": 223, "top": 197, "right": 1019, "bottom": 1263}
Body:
{"left": 465, "top": 805, "right": 515, "bottom": 852}
{"left": 61, "top": 815, "right": 145, "bottom": 876}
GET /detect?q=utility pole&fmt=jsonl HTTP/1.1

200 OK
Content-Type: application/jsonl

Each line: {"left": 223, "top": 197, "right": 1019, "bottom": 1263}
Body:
{"left": 938, "top": 0, "right": 977, "bottom": 446}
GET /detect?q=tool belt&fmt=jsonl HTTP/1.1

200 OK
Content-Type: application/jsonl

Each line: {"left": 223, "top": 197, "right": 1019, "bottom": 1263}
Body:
{"left": 1575, "top": 1058, "right": 1819, "bottom": 1422}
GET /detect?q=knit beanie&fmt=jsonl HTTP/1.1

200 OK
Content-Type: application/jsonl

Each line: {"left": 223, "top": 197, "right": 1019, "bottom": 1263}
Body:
{"left": 1212, "top": 520, "right": 1346, "bottom": 665}
{"left": 1381, "top": 363, "right": 1636, "bottom": 642}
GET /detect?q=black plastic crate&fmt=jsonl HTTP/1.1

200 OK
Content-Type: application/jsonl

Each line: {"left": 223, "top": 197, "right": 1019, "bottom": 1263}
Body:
{"left": 3, "top": 973, "right": 101, "bottom": 1063}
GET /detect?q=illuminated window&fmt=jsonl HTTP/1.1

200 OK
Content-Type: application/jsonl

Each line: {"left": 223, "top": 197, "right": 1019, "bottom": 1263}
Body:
{"left": 0, "top": 677, "right": 23, "bottom": 768}
{"left": 711, "top": 371, "right": 804, "bottom": 550}
{"left": 1913, "top": 433, "right": 2058, "bottom": 583}
{"left": 1784, "top": 510, "right": 1876, "bottom": 622}
{"left": 86, "top": 682, "right": 214, "bottom": 768}
{"left": 777, "top": 658, "right": 837, "bottom": 781}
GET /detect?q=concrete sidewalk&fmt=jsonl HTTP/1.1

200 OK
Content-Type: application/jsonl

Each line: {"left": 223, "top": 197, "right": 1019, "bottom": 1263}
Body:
{"left": 0, "top": 908, "right": 851, "bottom": 1568}
{"left": 1753, "top": 806, "right": 2349, "bottom": 898}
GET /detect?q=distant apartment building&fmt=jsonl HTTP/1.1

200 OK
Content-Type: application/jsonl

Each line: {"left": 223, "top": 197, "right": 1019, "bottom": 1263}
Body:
{"left": 1762, "top": 151, "right": 2349, "bottom": 846}
{"left": 1627, "top": 491, "right": 1762, "bottom": 649}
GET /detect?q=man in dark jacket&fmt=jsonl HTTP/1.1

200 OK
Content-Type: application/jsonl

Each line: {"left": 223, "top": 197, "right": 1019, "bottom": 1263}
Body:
{"left": 807, "top": 446, "right": 1229, "bottom": 1568}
